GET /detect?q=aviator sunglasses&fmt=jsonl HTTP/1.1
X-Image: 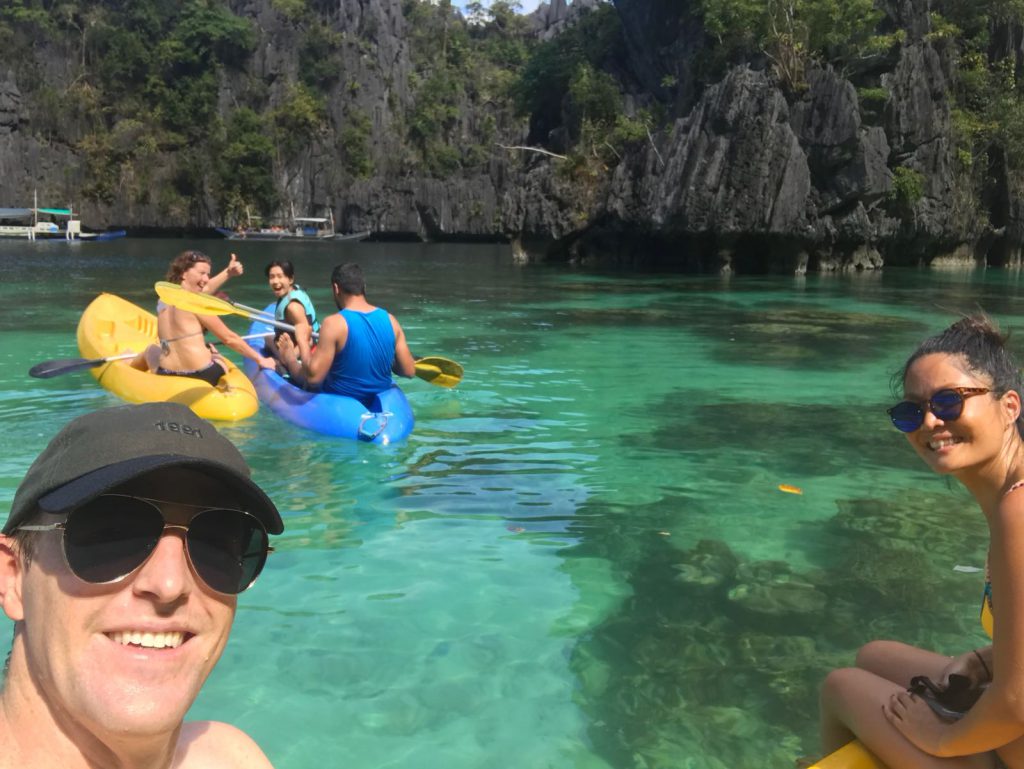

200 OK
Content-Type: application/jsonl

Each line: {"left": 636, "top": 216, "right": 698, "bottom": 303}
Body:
{"left": 887, "top": 387, "right": 990, "bottom": 433}
{"left": 18, "top": 494, "right": 272, "bottom": 594}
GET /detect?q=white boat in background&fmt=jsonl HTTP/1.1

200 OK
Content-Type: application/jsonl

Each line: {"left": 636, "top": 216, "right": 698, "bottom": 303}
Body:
{"left": 0, "top": 199, "right": 125, "bottom": 241}
{"left": 216, "top": 208, "right": 369, "bottom": 242}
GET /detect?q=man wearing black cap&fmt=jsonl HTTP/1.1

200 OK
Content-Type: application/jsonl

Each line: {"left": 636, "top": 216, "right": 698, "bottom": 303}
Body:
{"left": 0, "top": 402, "right": 281, "bottom": 768}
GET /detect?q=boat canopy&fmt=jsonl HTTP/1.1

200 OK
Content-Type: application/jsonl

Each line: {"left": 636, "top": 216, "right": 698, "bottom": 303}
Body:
{"left": 0, "top": 207, "right": 74, "bottom": 218}
{"left": 294, "top": 217, "right": 329, "bottom": 223}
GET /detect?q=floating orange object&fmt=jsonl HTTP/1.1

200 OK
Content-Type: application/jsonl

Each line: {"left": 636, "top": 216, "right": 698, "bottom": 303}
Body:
{"left": 778, "top": 484, "right": 803, "bottom": 495}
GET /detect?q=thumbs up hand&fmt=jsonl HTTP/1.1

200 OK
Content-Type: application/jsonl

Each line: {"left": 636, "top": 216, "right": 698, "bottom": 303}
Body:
{"left": 227, "top": 252, "right": 244, "bottom": 277}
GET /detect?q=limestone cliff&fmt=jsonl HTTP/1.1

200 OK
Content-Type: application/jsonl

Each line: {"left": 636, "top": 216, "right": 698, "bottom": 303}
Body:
{"left": 0, "top": 0, "right": 1017, "bottom": 272}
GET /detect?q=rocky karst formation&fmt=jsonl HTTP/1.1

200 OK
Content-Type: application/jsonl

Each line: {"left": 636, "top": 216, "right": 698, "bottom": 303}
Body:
{"left": 0, "top": 0, "right": 1018, "bottom": 272}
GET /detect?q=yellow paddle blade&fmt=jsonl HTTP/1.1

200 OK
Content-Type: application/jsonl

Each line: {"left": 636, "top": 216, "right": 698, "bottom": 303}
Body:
{"left": 414, "top": 356, "right": 463, "bottom": 388}
{"left": 154, "top": 281, "right": 241, "bottom": 317}
{"left": 416, "top": 356, "right": 462, "bottom": 378}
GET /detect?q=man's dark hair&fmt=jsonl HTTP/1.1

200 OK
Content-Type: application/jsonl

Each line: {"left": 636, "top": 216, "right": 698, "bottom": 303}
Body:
{"left": 331, "top": 263, "right": 366, "bottom": 296}
{"left": 264, "top": 260, "right": 296, "bottom": 279}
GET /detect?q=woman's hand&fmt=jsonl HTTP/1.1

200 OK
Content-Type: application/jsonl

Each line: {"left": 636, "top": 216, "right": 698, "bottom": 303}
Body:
{"left": 883, "top": 690, "right": 946, "bottom": 755}
{"left": 257, "top": 355, "right": 276, "bottom": 370}
{"left": 227, "top": 253, "right": 244, "bottom": 277}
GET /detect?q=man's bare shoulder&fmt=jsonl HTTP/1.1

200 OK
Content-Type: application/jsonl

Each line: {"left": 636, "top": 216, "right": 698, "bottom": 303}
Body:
{"left": 175, "top": 721, "right": 274, "bottom": 769}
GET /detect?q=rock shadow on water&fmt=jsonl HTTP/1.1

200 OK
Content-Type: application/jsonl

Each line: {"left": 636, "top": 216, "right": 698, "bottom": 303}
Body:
{"left": 686, "top": 305, "right": 927, "bottom": 370}
{"left": 569, "top": 534, "right": 839, "bottom": 766}
{"left": 813, "top": 491, "right": 988, "bottom": 642}
{"left": 629, "top": 398, "right": 919, "bottom": 478}
{"left": 564, "top": 488, "right": 989, "bottom": 767}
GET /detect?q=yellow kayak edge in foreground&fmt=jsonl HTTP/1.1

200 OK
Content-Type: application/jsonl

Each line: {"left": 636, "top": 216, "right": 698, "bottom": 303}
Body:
{"left": 809, "top": 741, "right": 886, "bottom": 769}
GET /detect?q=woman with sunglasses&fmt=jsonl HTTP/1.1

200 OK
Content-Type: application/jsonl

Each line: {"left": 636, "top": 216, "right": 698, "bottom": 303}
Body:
{"left": 819, "top": 315, "right": 1024, "bottom": 768}
{"left": 152, "top": 250, "right": 275, "bottom": 384}
{"left": 0, "top": 401, "right": 280, "bottom": 768}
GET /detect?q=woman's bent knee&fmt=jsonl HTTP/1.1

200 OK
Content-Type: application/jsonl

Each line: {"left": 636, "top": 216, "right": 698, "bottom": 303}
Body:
{"left": 855, "top": 640, "right": 897, "bottom": 670}
{"left": 821, "top": 667, "right": 860, "bottom": 704}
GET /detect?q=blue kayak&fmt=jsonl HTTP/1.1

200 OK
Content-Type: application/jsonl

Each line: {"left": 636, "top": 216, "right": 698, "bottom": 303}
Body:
{"left": 243, "top": 307, "right": 414, "bottom": 443}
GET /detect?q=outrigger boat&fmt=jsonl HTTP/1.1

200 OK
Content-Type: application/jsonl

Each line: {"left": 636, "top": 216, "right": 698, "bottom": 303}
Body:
{"left": 0, "top": 193, "right": 125, "bottom": 241}
{"left": 215, "top": 207, "right": 368, "bottom": 242}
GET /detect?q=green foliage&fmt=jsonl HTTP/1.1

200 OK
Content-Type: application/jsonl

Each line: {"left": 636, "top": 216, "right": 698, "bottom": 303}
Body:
{"left": 888, "top": 167, "right": 925, "bottom": 209}
{"left": 926, "top": 12, "right": 960, "bottom": 41}
{"left": 696, "top": 0, "right": 888, "bottom": 86}
{"left": 514, "top": 4, "right": 622, "bottom": 121}
{"left": 105, "top": 2, "right": 256, "bottom": 139}
{"left": 272, "top": 0, "right": 307, "bottom": 21}
{"left": 568, "top": 63, "right": 621, "bottom": 131}
{"left": 936, "top": 3, "right": 1024, "bottom": 181}
{"left": 609, "top": 111, "right": 651, "bottom": 147}
{"left": 856, "top": 87, "right": 889, "bottom": 107}
{"left": 340, "top": 109, "right": 374, "bottom": 178}
{"left": 270, "top": 84, "right": 327, "bottom": 160}
{"left": 401, "top": 0, "right": 527, "bottom": 175}
{"left": 0, "top": 1, "right": 56, "bottom": 32}
{"left": 299, "top": 24, "right": 344, "bottom": 90}
{"left": 216, "top": 108, "right": 277, "bottom": 218}
{"left": 173, "top": 0, "right": 255, "bottom": 69}
{"left": 409, "top": 71, "right": 459, "bottom": 144}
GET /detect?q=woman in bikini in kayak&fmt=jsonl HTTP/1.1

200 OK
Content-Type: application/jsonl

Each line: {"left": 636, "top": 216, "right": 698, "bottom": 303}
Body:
{"left": 153, "top": 250, "right": 275, "bottom": 384}
{"left": 819, "top": 315, "right": 1024, "bottom": 768}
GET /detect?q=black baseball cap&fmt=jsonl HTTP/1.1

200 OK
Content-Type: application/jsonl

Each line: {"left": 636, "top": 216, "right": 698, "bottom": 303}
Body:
{"left": 5, "top": 402, "right": 283, "bottom": 535}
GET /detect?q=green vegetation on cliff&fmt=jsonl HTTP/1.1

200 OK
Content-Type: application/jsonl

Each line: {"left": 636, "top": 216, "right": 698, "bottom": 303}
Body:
{"left": 934, "top": 1, "right": 1024, "bottom": 205}
{"left": 3, "top": 0, "right": 1024, "bottom": 235}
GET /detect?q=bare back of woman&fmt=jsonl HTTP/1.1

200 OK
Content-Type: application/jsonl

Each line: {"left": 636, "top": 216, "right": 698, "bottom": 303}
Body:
{"left": 157, "top": 303, "right": 218, "bottom": 373}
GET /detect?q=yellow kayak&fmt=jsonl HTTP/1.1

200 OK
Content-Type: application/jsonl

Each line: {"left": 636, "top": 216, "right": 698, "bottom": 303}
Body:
{"left": 810, "top": 741, "right": 885, "bottom": 769}
{"left": 76, "top": 293, "right": 258, "bottom": 421}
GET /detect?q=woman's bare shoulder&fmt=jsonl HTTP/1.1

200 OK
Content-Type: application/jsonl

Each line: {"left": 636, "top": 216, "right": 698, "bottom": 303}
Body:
{"left": 174, "top": 721, "right": 275, "bottom": 769}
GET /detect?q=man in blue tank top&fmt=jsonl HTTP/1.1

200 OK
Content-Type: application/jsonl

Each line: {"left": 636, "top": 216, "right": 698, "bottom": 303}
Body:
{"left": 277, "top": 263, "right": 416, "bottom": 405}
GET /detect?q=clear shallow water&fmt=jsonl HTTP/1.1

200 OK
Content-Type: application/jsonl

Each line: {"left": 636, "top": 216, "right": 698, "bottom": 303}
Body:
{"left": 0, "top": 239, "right": 1016, "bottom": 767}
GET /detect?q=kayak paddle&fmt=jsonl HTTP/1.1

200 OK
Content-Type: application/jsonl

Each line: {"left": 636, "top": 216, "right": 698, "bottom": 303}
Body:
{"left": 29, "top": 352, "right": 138, "bottom": 378}
{"left": 413, "top": 356, "right": 463, "bottom": 388}
{"left": 154, "top": 282, "right": 295, "bottom": 333}
{"left": 29, "top": 334, "right": 272, "bottom": 379}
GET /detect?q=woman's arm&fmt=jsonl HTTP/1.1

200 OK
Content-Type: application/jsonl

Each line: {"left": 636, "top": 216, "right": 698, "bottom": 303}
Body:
{"left": 203, "top": 253, "right": 243, "bottom": 295}
{"left": 198, "top": 313, "right": 275, "bottom": 369}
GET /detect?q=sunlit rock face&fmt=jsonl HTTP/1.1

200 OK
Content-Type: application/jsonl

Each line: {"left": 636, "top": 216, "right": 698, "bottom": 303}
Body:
{"left": 0, "top": 0, "right": 1014, "bottom": 270}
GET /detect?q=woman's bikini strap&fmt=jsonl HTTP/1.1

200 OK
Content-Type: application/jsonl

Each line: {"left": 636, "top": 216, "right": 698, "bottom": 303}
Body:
{"left": 1005, "top": 479, "right": 1024, "bottom": 497}
{"left": 156, "top": 299, "right": 205, "bottom": 353}
{"left": 158, "top": 328, "right": 204, "bottom": 354}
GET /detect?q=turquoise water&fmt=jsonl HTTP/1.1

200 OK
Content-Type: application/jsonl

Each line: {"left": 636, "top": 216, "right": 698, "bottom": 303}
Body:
{"left": 0, "top": 239, "right": 1017, "bottom": 767}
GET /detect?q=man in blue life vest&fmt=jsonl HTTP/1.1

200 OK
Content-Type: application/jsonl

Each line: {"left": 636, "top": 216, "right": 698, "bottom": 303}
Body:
{"left": 277, "top": 263, "right": 416, "bottom": 404}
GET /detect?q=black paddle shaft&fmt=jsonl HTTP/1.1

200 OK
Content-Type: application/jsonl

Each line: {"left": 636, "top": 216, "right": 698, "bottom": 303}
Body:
{"left": 29, "top": 357, "right": 111, "bottom": 379}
